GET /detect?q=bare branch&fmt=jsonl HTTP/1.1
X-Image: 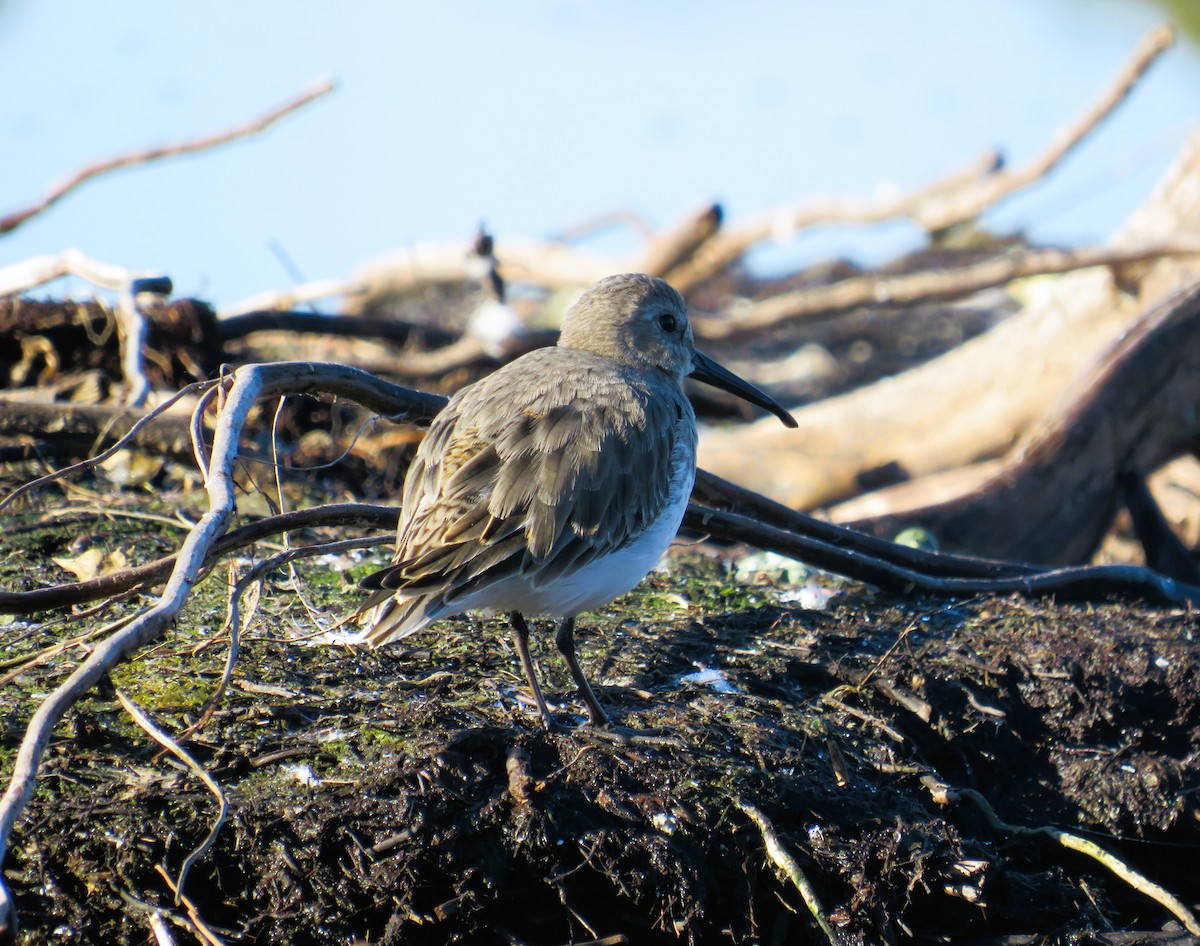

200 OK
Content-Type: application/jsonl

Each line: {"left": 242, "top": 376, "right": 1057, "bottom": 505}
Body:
{"left": 0, "top": 248, "right": 166, "bottom": 297}
{"left": 914, "top": 24, "right": 1176, "bottom": 232}
{"left": 669, "top": 25, "right": 1173, "bottom": 292}
{"left": 115, "top": 691, "right": 229, "bottom": 908}
{"left": 737, "top": 799, "right": 844, "bottom": 946}
{"left": 0, "top": 77, "right": 335, "bottom": 236}
{"left": 634, "top": 148, "right": 1004, "bottom": 295}
{"left": 693, "top": 242, "right": 1200, "bottom": 339}
{"left": 945, "top": 783, "right": 1200, "bottom": 936}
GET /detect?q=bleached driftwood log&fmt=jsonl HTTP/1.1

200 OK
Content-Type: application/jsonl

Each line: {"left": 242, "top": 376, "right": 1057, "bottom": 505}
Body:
{"left": 697, "top": 130, "right": 1200, "bottom": 519}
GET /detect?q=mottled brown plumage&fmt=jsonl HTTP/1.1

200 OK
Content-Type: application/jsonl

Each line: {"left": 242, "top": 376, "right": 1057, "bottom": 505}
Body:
{"left": 358, "top": 273, "right": 795, "bottom": 729}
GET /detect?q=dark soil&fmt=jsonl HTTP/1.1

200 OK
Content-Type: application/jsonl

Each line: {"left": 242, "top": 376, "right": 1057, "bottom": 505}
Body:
{"left": 3, "top": 507, "right": 1198, "bottom": 944}
{"left": 1, "top": 271, "right": 1197, "bottom": 944}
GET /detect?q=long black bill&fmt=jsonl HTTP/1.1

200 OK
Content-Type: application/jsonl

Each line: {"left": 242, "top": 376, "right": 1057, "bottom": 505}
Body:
{"left": 689, "top": 350, "right": 798, "bottom": 428}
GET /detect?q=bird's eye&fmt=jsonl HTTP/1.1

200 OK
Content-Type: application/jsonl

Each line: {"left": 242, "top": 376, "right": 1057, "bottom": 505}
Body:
{"left": 658, "top": 312, "right": 678, "bottom": 334}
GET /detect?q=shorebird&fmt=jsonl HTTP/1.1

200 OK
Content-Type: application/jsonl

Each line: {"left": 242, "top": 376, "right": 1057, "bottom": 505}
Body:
{"left": 358, "top": 273, "right": 796, "bottom": 730}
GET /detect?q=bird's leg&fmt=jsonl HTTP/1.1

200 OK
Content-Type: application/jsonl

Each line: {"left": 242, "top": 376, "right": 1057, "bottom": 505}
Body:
{"left": 509, "top": 611, "right": 556, "bottom": 728}
{"left": 554, "top": 617, "right": 611, "bottom": 727}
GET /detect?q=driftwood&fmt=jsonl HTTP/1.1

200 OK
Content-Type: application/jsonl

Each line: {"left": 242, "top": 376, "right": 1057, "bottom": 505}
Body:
{"left": 833, "top": 277, "right": 1200, "bottom": 563}
{"left": 209, "top": 26, "right": 1173, "bottom": 321}
{"left": 698, "top": 128, "right": 1200, "bottom": 522}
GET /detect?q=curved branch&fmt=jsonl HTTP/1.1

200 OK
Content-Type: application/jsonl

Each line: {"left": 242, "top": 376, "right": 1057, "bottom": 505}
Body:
{"left": 0, "top": 78, "right": 335, "bottom": 236}
{"left": 0, "top": 362, "right": 440, "bottom": 935}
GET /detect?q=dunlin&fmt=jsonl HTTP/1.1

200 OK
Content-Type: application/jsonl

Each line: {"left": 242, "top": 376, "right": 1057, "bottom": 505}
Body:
{"left": 358, "top": 273, "right": 796, "bottom": 730}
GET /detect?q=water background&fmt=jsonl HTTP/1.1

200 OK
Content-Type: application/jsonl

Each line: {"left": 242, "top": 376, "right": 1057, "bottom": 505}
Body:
{"left": 1, "top": 1, "right": 1197, "bottom": 308}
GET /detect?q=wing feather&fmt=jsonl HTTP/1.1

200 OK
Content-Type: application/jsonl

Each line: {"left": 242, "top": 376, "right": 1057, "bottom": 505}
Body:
{"left": 360, "top": 347, "right": 694, "bottom": 637}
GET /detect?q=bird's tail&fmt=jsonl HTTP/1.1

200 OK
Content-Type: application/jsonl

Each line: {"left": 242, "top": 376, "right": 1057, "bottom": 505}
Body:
{"left": 356, "top": 590, "right": 444, "bottom": 648}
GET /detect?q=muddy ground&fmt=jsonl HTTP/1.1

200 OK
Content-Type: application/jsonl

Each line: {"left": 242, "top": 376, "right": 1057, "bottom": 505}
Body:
{"left": 2, "top": 491, "right": 1198, "bottom": 945}
{"left": 1, "top": 269, "right": 1198, "bottom": 944}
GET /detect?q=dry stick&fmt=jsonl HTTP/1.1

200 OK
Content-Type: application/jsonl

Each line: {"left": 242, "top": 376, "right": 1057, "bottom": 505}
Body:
{"left": 662, "top": 147, "right": 1001, "bottom": 295}
{"left": 634, "top": 202, "right": 723, "bottom": 278}
{"left": 0, "top": 502, "right": 398, "bottom": 614}
{"left": 0, "top": 363, "right": 443, "bottom": 936}
{"left": 152, "top": 866, "right": 228, "bottom": 946}
{"left": 669, "top": 24, "right": 1174, "bottom": 294}
{"left": 948, "top": 785, "right": 1200, "bottom": 936}
{"left": 267, "top": 395, "right": 320, "bottom": 623}
{"left": 180, "top": 536, "right": 384, "bottom": 742}
{"left": 115, "top": 282, "right": 158, "bottom": 408}
{"left": 114, "top": 692, "right": 229, "bottom": 908}
{"left": 148, "top": 911, "right": 178, "bottom": 946}
{"left": 190, "top": 382, "right": 222, "bottom": 480}
{"left": 693, "top": 242, "right": 1200, "bottom": 339}
{"left": 0, "top": 77, "right": 335, "bottom": 236}
{"left": 736, "top": 799, "right": 847, "bottom": 946}
{"left": 915, "top": 24, "right": 1176, "bottom": 232}
{"left": 0, "top": 248, "right": 165, "bottom": 296}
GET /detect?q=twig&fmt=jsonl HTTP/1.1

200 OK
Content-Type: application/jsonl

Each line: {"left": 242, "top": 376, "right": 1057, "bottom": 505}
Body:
{"left": 945, "top": 784, "right": 1200, "bottom": 936}
{"left": 914, "top": 24, "right": 1176, "bottom": 232}
{"left": 0, "top": 502, "right": 398, "bottom": 614}
{"left": 666, "top": 149, "right": 1003, "bottom": 294}
{"left": 692, "top": 242, "right": 1200, "bottom": 339}
{"left": 668, "top": 24, "right": 1173, "bottom": 292}
{"left": 683, "top": 500, "right": 1200, "bottom": 607}
{"left": 115, "top": 691, "right": 229, "bottom": 908}
{"left": 0, "top": 248, "right": 164, "bottom": 296}
{"left": 634, "top": 202, "right": 723, "bottom": 278}
{"left": 0, "top": 362, "right": 447, "bottom": 936}
{"left": 116, "top": 288, "right": 150, "bottom": 408}
{"left": 736, "top": 798, "right": 847, "bottom": 946}
{"left": 190, "top": 381, "right": 222, "bottom": 481}
{"left": 148, "top": 911, "right": 178, "bottom": 946}
{"left": 0, "top": 77, "right": 335, "bottom": 236}
{"left": 153, "top": 866, "right": 229, "bottom": 946}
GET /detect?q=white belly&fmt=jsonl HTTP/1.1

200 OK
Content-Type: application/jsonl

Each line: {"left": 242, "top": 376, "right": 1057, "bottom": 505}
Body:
{"left": 450, "top": 444, "right": 695, "bottom": 620}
